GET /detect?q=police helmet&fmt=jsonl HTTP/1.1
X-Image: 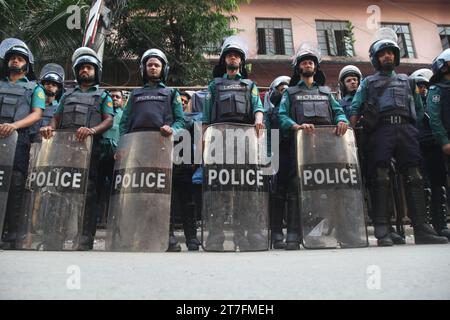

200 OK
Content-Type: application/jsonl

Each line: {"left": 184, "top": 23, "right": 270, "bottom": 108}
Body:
{"left": 39, "top": 63, "right": 65, "bottom": 100}
{"left": 338, "top": 65, "right": 362, "bottom": 96}
{"left": 369, "top": 28, "right": 400, "bottom": 70}
{"left": 71, "top": 47, "right": 102, "bottom": 85}
{"left": 430, "top": 48, "right": 450, "bottom": 84}
{"left": 140, "top": 48, "right": 169, "bottom": 83}
{"left": 213, "top": 35, "right": 249, "bottom": 78}
{"left": 409, "top": 68, "right": 432, "bottom": 85}
{"left": 290, "top": 42, "right": 325, "bottom": 86}
{"left": 0, "top": 38, "right": 35, "bottom": 79}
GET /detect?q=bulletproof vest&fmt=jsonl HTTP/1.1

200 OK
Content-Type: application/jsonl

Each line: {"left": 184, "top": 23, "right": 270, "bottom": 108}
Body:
{"left": 435, "top": 83, "right": 450, "bottom": 132}
{"left": 127, "top": 86, "right": 173, "bottom": 133}
{"left": 211, "top": 78, "right": 253, "bottom": 124}
{"left": 29, "top": 100, "right": 58, "bottom": 136}
{"left": 338, "top": 95, "right": 352, "bottom": 120}
{"left": 366, "top": 73, "right": 416, "bottom": 120}
{"left": 59, "top": 88, "right": 104, "bottom": 129}
{"left": 0, "top": 79, "right": 36, "bottom": 124}
{"left": 287, "top": 85, "right": 333, "bottom": 125}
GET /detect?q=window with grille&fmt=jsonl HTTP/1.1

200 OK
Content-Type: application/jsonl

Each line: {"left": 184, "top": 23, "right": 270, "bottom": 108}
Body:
{"left": 438, "top": 25, "right": 450, "bottom": 50}
{"left": 256, "top": 18, "right": 293, "bottom": 56}
{"left": 316, "top": 20, "right": 354, "bottom": 57}
{"left": 380, "top": 23, "right": 415, "bottom": 58}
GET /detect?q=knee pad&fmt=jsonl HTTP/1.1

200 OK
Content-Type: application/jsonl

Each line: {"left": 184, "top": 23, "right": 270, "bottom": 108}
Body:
{"left": 401, "top": 167, "right": 423, "bottom": 186}
{"left": 372, "top": 167, "right": 390, "bottom": 186}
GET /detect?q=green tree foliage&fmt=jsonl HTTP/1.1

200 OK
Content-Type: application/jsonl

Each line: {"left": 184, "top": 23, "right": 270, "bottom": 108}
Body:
{"left": 109, "top": 0, "right": 248, "bottom": 85}
{"left": 1, "top": 0, "right": 247, "bottom": 85}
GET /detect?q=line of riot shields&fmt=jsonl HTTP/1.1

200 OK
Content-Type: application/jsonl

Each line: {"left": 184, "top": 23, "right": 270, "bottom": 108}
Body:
{"left": 1, "top": 122, "right": 370, "bottom": 252}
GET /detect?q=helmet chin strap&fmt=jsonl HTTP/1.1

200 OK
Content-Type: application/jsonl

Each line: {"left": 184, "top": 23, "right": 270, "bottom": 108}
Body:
{"left": 8, "top": 63, "right": 28, "bottom": 74}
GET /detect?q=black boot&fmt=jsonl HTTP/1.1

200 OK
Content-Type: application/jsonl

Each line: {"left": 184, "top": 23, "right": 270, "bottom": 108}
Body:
{"left": 371, "top": 168, "right": 393, "bottom": 246}
{"left": 389, "top": 227, "right": 406, "bottom": 245}
{"left": 285, "top": 194, "right": 300, "bottom": 250}
{"left": 431, "top": 186, "right": 450, "bottom": 240}
{"left": 182, "top": 200, "right": 200, "bottom": 251}
{"left": 270, "top": 194, "right": 286, "bottom": 249}
{"left": 403, "top": 168, "right": 449, "bottom": 244}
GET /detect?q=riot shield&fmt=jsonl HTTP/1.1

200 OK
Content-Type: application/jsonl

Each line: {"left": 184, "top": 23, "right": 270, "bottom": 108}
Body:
{"left": 106, "top": 131, "right": 172, "bottom": 252}
{"left": 202, "top": 123, "right": 270, "bottom": 252}
{"left": 0, "top": 132, "right": 18, "bottom": 236}
{"left": 17, "top": 132, "right": 92, "bottom": 250}
{"left": 296, "top": 126, "right": 368, "bottom": 249}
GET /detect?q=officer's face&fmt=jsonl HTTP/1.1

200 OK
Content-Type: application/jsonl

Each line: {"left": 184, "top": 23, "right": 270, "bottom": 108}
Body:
{"left": 111, "top": 91, "right": 123, "bottom": 108}
{"left": 146, "top": 58, "right": 163, "bottom": 80}
{"left": 225, "top": 51, "right": 241, "bottom": 70}
{"left": 344, "top": 76, "right": 359, "bottom": 94}
{"left": 377, "top": 49, "right": 395, "bottom": 68}
{"left": 8, "top": 54, "right": 27, "bottom": 73}
{"left": 43, "top": 81, "right": 59, "bottom": 96}
{"left": 417, "top": 83, "right": 427, "bottom": 96}
{"left": 180, "top": 95, "right": 190, "bottom": 111}
{"left": 78, "top": 64, "right": 96, "bottom": 82}
{"left": 299, "top": 59, "right": 315, "bottom": 77}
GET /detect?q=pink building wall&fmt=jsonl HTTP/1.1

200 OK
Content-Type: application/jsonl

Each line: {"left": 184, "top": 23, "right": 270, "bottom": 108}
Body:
{"left": 230, "top": 0, "right": 449, "bottom": 64}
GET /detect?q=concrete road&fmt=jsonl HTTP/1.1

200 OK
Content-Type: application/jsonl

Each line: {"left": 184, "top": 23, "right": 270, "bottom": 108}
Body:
{"left": 1, "top": 232, "right": 449, "bottom": 300}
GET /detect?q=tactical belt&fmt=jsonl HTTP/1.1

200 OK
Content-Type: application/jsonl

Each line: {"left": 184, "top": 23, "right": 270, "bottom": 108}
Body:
{"left": 380, "top": 115, "right": 411, "bottom": 125}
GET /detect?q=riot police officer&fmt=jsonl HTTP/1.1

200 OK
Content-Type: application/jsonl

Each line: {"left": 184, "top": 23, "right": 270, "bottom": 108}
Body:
{"left": 29, "top": 64, "right": 65, "bottom": 143}
{"left": 0, "top": 38, "right": 46, "bottom": 248}
{"left": 338, "top": 65, "right": 362, "bottom": 119}
{"left": 202, "top": 35, "right": 266, "bottom": 250}
{"left": 40, "top": 47, "right": 114, "bottom": 250}
{"left": 278, "top": 43, "right": 349, "bottom": 250}
{"left": 97, "top": 89, "right": 124, "bottom": 227}
{"left": 349, "top": 29, "right": 448, "bottom": 245}
{"left": 263, "top": 76, "right": 290, "bottom": 249}
{"left": 119, "top": 48, "right": 185, "bottom": 252}
{"left": 427, "top": 48, "right": 450, "bottom": 240}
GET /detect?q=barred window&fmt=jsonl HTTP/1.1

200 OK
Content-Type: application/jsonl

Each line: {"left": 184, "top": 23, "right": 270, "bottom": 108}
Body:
{"left": 438, "top": 25, "right": 450, "bottom": 50}
{"left": 316, "top": 20, "right": 354, "bottom": 57}
{"left": 256, "top": 18, "right": 293, "bottom": 56}
{"left": 381, "top": 23, "right": 415, "bottom": 58}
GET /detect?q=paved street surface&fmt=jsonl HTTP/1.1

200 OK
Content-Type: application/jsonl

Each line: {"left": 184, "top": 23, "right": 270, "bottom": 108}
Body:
{"left": 1, "top": 228, "right": 449, "bottom": 300}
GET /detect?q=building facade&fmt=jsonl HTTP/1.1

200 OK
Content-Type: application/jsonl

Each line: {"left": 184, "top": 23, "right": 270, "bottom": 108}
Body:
{"left": 226, "top": 0, "right": 449, "bottom": 89}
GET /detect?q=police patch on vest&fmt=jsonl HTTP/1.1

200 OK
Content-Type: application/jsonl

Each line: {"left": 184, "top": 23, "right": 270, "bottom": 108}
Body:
{"left": 295, "top": 95, "right": 329, "bottom": 101}
{"left": 220, "top": 85, "right": 246, "bottom": 91}
{"left": 0, "top": 165, "right": 13, "bottom": 192}
{"left": 112, "top": 167, "right": 171, "bottom": 194}
{"left": 205, "top": 164, "right": 269, "bottom": 192}
{"left": 432, "top": 94, "right": 441, "bottom": 103}
{"left": 27, "top": 167, "right": 88, "bottom": 193}
{"left": 300, "top": 163, "right": 361, "bottom": 191}
{"left": 135, "top": 95, "right": 166, "bottom": 102}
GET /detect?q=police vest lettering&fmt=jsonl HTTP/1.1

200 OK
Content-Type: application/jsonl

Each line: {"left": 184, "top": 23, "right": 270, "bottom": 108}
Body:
{"left": 366, "top": 73, "right": 416, "bottom": 120}
{"left": 287, "top": 85, "right": 333, "bottom": 125}
{"left": 127, "top": 87, "right": 173, "bottom": 133}
{"left": 0, "top": 80, "right": 37, "bottom": 124}
{"left": 60, "top": 88, "right": 104, "bottom": 129}
{"left": 27, "top": 167, "right": 87, "bottom": 193}
{"left": 113, "top": 167, "right": 171, "bottom": 194}
{"left": 433, "top": 83, "right": 450, "bottom": 132}
{"left": 211, "top": 78, "right": 253, "bottom": 124}
{"left": 300, "top": 163, "right": 360, "bottom": 191}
